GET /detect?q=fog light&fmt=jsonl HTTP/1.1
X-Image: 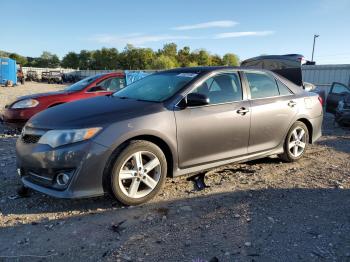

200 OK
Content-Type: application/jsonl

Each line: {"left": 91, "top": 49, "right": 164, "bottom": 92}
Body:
{"left": 56, "top": 173, "right": 70, "bottom": 186}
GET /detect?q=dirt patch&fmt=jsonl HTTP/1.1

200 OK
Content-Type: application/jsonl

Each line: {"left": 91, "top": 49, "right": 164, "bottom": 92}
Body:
{"left": 0, "top": 82, "right": 66, "bottom": 109}
{"left": 0, "top": 84, "right": 349, "bottom": 262}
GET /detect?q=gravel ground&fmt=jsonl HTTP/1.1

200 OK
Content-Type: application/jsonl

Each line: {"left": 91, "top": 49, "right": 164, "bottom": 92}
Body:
{"left": 0, "top": 82, "right": 66, "bottom": 109}
{"left": 0, "top": 83, "right": 349, "bottom": 262}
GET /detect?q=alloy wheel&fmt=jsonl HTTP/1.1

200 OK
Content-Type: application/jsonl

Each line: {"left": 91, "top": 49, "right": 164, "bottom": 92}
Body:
{"left": 118, "top": 151, "right": 161, "bottom": 199}
{"left": 288, "top": 127, "right": 307, "bottom": 158}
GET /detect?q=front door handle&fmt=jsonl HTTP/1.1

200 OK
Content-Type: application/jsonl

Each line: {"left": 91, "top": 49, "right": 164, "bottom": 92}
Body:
{"left": 288, "top": 100, "right": 297, "bottom": 107}
{"left": 237, "top": 107, "right": 249, "bottom": 115}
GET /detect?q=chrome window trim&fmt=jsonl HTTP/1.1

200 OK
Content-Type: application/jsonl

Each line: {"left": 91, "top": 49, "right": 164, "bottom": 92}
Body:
{"left": 248, "top": 93, "right": 295, "bottom": 101}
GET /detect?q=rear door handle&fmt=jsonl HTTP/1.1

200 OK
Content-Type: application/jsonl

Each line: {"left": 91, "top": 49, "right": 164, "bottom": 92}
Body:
{"left": 288, "top": 100, "right": 297, "bottom": 107}
{"left": 237, "top": 107, "right": 249, "bottom": 115}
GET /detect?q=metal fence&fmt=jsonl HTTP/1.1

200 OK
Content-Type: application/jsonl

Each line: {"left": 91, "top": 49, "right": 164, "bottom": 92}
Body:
{"left": 22, "top": 67, "right": 155, "bottom": 78}
{"left": 22, "top": 67, "right": 76, "bottom": 76}
{"left": 302, "top": 64, "right": 350, "bottom": 96}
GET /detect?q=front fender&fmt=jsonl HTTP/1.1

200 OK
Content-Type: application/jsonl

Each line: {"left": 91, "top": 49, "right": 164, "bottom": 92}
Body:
{"left": 92, "top": 110, "right": 178, "bottom": 168}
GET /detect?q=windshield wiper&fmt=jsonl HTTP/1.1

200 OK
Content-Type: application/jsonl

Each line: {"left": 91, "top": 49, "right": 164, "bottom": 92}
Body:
{"left": 136, "top": 98, "right": 155, "bottom": 102}
{"left": 116, "top": 96, "right": 130, "bottom": 99}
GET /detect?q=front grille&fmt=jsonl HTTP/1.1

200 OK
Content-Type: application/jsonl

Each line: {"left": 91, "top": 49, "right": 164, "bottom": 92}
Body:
{"left": 21, "top": 134, "right": 41, "bottom": 144}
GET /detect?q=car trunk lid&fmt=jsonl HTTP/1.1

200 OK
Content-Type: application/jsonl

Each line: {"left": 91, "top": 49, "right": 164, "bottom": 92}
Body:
{"left": 241, "top": 54, "right": 306, "bottom": 87}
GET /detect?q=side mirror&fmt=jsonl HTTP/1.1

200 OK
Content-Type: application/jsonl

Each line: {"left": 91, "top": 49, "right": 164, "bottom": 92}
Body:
{"left": 186, "top": 93, "right": 210, "bottom": 107}
{"left": 303, "top": 82, "right": 316, "bottom": 92}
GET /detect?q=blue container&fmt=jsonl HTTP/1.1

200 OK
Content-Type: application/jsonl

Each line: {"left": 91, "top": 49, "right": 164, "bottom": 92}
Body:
{"left": 0, "top": 57, "right": 17, "bottom": 85}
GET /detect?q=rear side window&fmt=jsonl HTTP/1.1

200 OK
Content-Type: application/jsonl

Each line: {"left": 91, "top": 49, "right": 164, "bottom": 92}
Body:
{"left": 277, "top": 80, "right": 293, "bottom": 95}
{"left": 245, "top": 72, "right": 279, "bottom": 99}
{"left": 191, "top": 72, "right": 242, "bottom": 104}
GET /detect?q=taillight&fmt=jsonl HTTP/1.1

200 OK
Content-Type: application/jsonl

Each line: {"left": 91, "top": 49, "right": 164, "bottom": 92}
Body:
{"left": 318, "top": 96, "right": 323, "bottom": 106}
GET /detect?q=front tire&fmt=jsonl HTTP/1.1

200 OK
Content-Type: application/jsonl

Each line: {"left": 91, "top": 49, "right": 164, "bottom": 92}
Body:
{"left": 279, "top": 121, "right": 309, "bottom": 162}
{"left": 109, "top": 140, "right": 167, "bottom": 205}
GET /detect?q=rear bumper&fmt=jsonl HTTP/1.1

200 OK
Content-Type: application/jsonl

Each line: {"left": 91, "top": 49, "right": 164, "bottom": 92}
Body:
{"left": 310, "top": 115, "right": 323, "bottom": 143}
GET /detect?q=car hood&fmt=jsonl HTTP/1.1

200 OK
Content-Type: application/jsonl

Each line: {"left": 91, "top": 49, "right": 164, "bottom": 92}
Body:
{"left": 26, "top": 96, "right": 162, "bottom": 129}
{"left": 18, "top": 90, "right": 70, "bottom": 101}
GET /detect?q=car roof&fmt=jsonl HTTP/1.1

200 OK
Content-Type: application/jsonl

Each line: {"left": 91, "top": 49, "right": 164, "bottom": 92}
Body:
{"left": 163, "top": 66, "right": 235, "bottom": 73}
{"left": 161, "top": 66, "right": 274, "bottom": 74}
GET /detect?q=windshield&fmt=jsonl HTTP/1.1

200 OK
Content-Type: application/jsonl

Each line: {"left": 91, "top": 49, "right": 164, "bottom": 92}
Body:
{"left": 113, "top": 72, "right": 198, "bottom": 102}
{"left": 65, "top": 75, "right": 101, "bottom": 91}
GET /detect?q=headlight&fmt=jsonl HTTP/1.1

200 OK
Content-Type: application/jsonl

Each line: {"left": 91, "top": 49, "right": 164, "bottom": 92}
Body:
{"left": 38, "top": 127, "right": 102, "bottom": 148}
{"left": 12, "top": 99, "right": 39, "bottom": 109}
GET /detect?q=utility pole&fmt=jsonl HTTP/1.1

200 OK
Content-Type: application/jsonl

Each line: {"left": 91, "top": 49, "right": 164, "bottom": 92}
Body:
{"left": 311, "top": 34, "right": 319, "bottom": 62}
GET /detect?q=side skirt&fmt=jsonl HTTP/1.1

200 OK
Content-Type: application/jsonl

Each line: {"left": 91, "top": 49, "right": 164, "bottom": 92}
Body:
{"left": 173, "top": 145, "right": 284, "bottom": 177}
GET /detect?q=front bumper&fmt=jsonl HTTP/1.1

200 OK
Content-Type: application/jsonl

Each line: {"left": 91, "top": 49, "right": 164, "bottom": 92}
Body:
{"left": 1, "top": 108, "right": 36, "bottom": 128}
{"left": 16, "top": 137, "right": 112, "bottom": 198}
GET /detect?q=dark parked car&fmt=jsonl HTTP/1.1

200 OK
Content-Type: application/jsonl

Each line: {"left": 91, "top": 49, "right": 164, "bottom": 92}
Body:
{"left": 41, "top": 71, "right": 50, "bottom": 82}
{"left": 47, "top": 71, "right": 63, "bottom": 84}
{"left": 241, "top": 54, "right": 323, "bottom": 99}
{"left": 241, "top": 54, "right": 307, "bottom": 87}
{"left": 16, "top": 67, "right": 323, "bottom": 205}
{"left": 1, "top": 72, "right": 126, "bottom": 128}
{"left": 326, "top": 82, "right": 350, "bottom": 125}
{"left": 26, "top": 70, "right": 39, "bottom": 82}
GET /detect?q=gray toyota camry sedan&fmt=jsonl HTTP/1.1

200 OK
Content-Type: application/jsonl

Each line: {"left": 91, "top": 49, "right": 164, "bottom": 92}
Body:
{"left": 16, "top": 67, "right": 323, "bottom": 205}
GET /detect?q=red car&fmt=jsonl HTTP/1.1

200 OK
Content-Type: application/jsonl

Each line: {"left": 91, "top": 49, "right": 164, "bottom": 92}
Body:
{"left": 1, "top": 72, "right": 126, "bottom": 128}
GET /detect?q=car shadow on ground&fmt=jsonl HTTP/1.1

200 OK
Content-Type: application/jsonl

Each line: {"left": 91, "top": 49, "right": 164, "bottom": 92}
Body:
{"left": 1, "top": 188, "right": 350, "bottom": 261}
{"left": 317, "top": 136, "right": 350, "bottom": 154}
{"left": 0, "top": 154, "right": 291, "bottom": 217}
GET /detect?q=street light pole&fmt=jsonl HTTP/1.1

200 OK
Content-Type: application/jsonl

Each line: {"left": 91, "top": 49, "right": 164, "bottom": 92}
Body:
{"left": 311, "top": 34, "right": 319, "bottom": 62}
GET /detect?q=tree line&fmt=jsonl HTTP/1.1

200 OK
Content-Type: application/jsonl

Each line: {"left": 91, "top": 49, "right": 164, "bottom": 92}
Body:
{"left": 1, "top": 43, "right": 240, "bottom": 70}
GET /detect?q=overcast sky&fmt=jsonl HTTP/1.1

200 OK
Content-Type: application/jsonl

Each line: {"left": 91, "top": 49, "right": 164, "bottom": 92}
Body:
{"left": 2, "top": 0, "right": 350, "bottom": 64}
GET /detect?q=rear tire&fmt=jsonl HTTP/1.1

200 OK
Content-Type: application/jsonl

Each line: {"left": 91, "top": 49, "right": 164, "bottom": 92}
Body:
{"left": 279, "top": 121, "right": 309, "bottom": 162}
{"left": 109, "top": 140, "right": 167, "bottom": 205}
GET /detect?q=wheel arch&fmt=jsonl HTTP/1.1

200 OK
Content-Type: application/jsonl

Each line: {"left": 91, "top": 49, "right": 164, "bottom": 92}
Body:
{"left": 125, "top": 135, "right": 174, "bottom": 178}
{"left": 102, "top": 134, "right": 175, "bottom": 194}
{"left": 296, "top": 118, "right": 313, "bottom": 143}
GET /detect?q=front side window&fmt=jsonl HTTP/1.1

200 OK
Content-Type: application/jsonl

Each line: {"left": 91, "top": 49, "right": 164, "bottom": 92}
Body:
{"left": 98, "top": 77, "right": 126, "bottom": 91}
{"left": 245, "top": 72, "right": 279, "bottom": 99}
{"left": 190, "top": 72, "right": 242, "bottom": 104}
{"left": 114, "top": 72, "right": 197, "bottom": 102}
{"left": 332, "top": 83, "right": 350, "bottom": 94}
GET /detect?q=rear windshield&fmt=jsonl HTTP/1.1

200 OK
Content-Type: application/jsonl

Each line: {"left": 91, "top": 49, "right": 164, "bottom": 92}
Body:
{"left": 65, "top": 75, "right": 101, "bottom": 91}
{"left": 113, "top": 72, "right": 198, "bottom": 102}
